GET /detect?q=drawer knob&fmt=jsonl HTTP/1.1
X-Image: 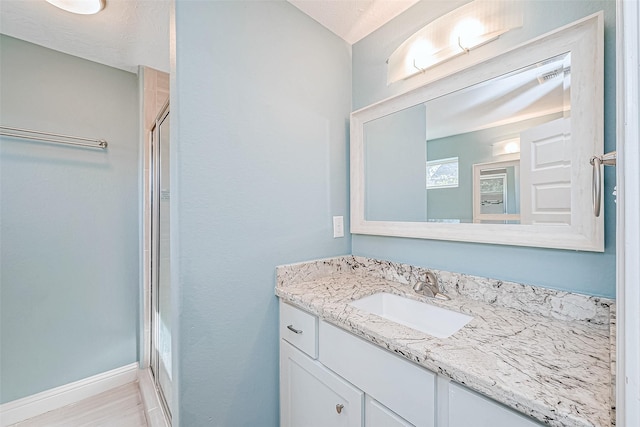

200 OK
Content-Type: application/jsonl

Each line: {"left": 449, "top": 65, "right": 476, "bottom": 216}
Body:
{"left": 286, "top": 325, "right": 303, "bottom": 334}
{"left": 336, "top": 403, "right": 344, "bottom": 414}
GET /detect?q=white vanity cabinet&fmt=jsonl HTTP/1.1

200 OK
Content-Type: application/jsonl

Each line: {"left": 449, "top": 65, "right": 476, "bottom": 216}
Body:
{"left": 279, "top": 302, "right": 415, "bottom": 427}
{"left": 279, "top": 301, "right": 544, "bottom": 427}
{"left": 280, "top": 303, "right": 363, "bottom": 426}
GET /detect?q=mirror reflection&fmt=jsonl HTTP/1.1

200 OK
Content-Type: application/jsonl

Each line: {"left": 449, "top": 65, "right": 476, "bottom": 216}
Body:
{"left": 473, "top": 160, "right": 520, "bottom": 224}
{"left": 364, "top": 52, "right": 571, "bottom": 225}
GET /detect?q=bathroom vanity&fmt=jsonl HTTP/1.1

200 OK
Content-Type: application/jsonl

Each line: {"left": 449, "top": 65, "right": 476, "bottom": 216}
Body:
{"left": 276, "top": 12, "right": 613, "bottom": 427}
{"left": 276, "top": 256, "right": 613, "bottom": 427}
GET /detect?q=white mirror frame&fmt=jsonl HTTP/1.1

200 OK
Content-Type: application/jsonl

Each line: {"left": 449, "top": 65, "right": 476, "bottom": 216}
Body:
{"left": 350, "top": 12, "right": 604, "bottom": 252}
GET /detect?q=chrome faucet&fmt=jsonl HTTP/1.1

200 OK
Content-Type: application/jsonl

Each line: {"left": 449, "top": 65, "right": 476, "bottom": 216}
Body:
{"left": 413, "top": 271, "right": 450, "bottom": 300}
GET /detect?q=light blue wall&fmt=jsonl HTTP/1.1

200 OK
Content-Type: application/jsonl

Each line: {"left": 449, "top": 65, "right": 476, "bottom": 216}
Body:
{"left": 0, "top": 36, "right": 139, "bottom": 403}
{"left": 172, "top": 1, "right": 351, "bottom": 425}
{"left": 365, "top": 104, "right": 426, "bottom": 221}
{"left": 352, "top": 0, "right": 617, "bottom": 297}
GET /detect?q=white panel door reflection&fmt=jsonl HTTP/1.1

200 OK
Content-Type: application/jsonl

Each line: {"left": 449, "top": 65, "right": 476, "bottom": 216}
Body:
{"left": 520, "top": 117, "right": 572, "bottom": 225}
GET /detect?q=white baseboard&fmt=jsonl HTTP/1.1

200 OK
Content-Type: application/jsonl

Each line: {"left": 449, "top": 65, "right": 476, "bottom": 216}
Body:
{"left": 0, "top": 363, "right": 139, "bottom": 426}
{"left": 137, "top": 368, "right": 170, "bottom": 427}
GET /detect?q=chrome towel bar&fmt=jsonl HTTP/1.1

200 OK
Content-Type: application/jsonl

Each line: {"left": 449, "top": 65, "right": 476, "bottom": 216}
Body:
{"left": 0, "top": 125, "right": 108, "bottom": 149}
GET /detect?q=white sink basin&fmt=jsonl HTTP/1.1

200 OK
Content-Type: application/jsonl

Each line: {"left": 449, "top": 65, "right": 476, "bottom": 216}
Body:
{"left": 349, "top": 292, "right": 472, "bottom": 338}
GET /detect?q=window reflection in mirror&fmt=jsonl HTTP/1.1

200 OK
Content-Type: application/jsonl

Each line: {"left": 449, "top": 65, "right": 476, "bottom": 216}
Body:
{"left": 363, "top": 52, "right": 571, "bottom": 225}
{"left": 481, "top": 174, "right": 508, "bottom": 214}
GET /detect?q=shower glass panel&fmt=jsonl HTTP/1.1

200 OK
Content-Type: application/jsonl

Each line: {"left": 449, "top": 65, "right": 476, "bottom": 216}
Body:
{"left": 151, "top": 103, "right": 171, "bottom": 419}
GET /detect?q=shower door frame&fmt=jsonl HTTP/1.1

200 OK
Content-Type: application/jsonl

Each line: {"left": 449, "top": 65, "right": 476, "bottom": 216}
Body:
{"left": 150, "top": 100, "right": 172, "bottom": 422}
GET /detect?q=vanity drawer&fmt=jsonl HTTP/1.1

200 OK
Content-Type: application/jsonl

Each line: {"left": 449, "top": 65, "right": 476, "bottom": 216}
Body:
{"left": 280, "top": 302, "right": 318, "bottom": 358}
{"left": 448, "top": 382, "right": 543, "bottom": 427}
{"left": 319, "top": 321, "right": 435, "bottom": 427}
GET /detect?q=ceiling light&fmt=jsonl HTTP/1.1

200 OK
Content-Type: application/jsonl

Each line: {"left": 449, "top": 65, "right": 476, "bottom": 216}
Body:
{"left": 46, "top": 0, "right": 105, "bottom": 15}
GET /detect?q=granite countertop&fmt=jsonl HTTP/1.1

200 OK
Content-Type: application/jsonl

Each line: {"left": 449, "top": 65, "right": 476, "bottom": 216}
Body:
{"left": 275, "top": 256, "right": 614, "bottom": 427}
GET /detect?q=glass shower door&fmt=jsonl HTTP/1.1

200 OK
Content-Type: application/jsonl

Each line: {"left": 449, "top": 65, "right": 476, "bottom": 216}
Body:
{"left": 151, "top": 103, "right": 171, "bottom": 419}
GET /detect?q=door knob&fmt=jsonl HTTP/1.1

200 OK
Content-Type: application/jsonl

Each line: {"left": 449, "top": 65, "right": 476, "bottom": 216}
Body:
{"left": 336, "top": 403, "right": 344, "bottom": 414}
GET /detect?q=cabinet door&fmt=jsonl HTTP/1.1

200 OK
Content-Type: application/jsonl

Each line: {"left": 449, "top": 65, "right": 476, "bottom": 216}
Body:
{"left": 365, "top": 395, "right": 414, "bottom": 427}
{"left": 281, "top": 340, "right": 363, "bottom": 427}
{"left": 448, "top": 382, "right": 543, "bottom": 427}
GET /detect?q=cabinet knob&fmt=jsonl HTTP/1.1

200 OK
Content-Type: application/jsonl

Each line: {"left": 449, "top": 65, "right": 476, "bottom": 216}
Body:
{"left": 286, "top": 325, "right": 303, "bottom": 334}
{"left": 336, "top": 403, "right": 344, "bottom": 414}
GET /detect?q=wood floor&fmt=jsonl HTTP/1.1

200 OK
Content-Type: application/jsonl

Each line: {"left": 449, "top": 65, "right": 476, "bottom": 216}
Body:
{"left": 10, "top": 382, "right": 148, "bottom": 427}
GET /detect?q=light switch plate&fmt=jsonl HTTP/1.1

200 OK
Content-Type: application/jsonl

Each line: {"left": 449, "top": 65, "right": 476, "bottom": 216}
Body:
{"left": 333, "top": 216, "right": 344, "bottom": 238}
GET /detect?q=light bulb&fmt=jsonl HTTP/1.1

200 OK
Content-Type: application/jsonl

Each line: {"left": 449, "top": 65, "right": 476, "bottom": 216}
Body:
{"left": 450, "top": 18, "right": 485, "bottom": 50}
{"left": 504, "top": 141, "right": 520, "bottom": 154}
{"left": 46, "top": 0, "right": 105, "bottom": 15}
{"left": 407, "top": 38, "right": 436, "bottom": 70}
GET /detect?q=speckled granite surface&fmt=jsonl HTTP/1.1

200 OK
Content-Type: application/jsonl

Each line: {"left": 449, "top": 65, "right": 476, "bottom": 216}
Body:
{"left": 276, "top": 256, "right": 614, "bottom": 427}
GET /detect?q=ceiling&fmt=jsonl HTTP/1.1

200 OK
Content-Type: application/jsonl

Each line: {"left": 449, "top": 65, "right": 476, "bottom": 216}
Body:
{"left": 288, "top": 0, "right": 419, "bottom": 44}
{"left": 0, "top": 0, "right": 171, "bottom": 73}
{"left": 0, "top": 0, "right": 418, "bottom": 74}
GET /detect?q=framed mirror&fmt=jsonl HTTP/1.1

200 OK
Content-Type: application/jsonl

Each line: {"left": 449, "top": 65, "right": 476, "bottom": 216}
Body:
{"left": 350, "top": 13, "right": 604, "bottom": 251}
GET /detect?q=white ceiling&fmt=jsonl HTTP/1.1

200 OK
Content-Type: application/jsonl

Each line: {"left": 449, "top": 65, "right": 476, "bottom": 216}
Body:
{"left": 0, "top": 0, "right": 171, "bottom": 73}
{"left": 288, "top": 0, "right": 420, "bottom": 44}
{"left": 0, "top": 0, "right": 417, "bottom": 74}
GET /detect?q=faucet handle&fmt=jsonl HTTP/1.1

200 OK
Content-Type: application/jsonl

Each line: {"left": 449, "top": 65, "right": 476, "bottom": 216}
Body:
{"left": 424, "top": 271, "right": 437, "bottom": 288}
{"left": 413, "top": 281, "right": 435, "bottom": 297}
{"left": 413, "top": 271, "right": 440, "bottom": 298}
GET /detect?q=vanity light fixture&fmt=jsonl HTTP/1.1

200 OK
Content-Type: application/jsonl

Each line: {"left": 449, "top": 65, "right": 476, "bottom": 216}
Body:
{"left": 387, "top": 0, "right": 523, "bottom": 84}
{"left": 492, "top": 138, "right": 521, "bottom": 157}
{"left": 46, "top": 0, "right": 105, "bottom": 15}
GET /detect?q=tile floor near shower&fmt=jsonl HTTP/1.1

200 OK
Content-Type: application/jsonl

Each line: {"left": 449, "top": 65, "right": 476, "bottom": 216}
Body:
{"left": 9, "top": 383, "right": 147, "bottom": 427}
